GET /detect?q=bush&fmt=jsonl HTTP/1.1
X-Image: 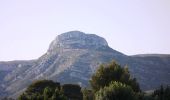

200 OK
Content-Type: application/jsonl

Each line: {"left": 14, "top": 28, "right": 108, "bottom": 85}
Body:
{"left": 61, "top": 84, "right": 83, "bottom": 100}
{"left": 51, "top": 88, "right": 67, "bottom": 100}
{"left": 95, "top": 81, "right": 137, "bottom": 100}
{"left": 25, "top": 80, "right": 60, "bottom": 95}
{"left": 17, "top": 80, "right": 66, "bottom": 100}
{"left": 82, "top": 88, "right": 94, "bottom": 100}
{"left": 90, "top": 61, "right": 140, "bottom": 92}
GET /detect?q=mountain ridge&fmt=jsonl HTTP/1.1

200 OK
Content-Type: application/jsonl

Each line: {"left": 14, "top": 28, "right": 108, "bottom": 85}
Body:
{"left": 132, "top": 54, "right": 170, "bottom": 57}
{"left": 0, "top": 31, "right": 170, "bottom": 98}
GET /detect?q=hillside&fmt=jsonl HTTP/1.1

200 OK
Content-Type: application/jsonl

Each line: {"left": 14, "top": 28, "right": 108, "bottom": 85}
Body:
{"left": 0, "top": 31, "right": 169, "bottom": 98}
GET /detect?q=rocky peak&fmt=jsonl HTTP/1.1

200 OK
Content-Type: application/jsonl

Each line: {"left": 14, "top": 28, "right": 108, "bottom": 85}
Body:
{"left": 48, "top": 31, "right": 108, "bottom": 52}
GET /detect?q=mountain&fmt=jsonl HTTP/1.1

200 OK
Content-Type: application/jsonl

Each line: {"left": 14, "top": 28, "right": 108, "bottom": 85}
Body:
{"left": 0, "top": 60, "right": 36, "bottom": 97}
{"left": 0, "top": 31, "right": 170, "bottom": 98}
{"left": 130, "top": 54, "right": 170, "bottom": 90}
{"left": 132, "top": 54, "right": 170, "bottom": 57}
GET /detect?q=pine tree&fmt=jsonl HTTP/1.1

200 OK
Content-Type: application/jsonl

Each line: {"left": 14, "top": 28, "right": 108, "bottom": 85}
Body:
{"left": 90, "top": 61, "right": 140, "bottom": 92}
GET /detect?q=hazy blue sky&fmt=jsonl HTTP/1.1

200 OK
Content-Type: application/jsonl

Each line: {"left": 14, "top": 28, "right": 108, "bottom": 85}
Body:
{"left": 0, "top": 0, "right": 170, "bottom": 61}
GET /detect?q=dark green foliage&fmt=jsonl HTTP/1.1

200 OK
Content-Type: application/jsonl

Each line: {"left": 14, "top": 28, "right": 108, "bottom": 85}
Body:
{"left": 17, "top": 80, "right": 66, "bottom": 100}
{"left": 142, "top": 96, "right": 155, "bottom": 100}
{"left": 95, "top": 81, "right": 137, "bottom": 100}
{"left": 43, "top": 87, "right": 53, "bottom": 100}
{"left": 82, "top": 88, "right": 94, "bottom": 100}
{"left": 90, "top": 61, "right": 140, "bottom": 92}
{"left": 136, "top": 93, "right": 155, "bottom": 100}
{"left": 51, "top": 88, "right": 67, "bottom": 100}
{"left": 18, "top": 93, "right": 28, "bottom": 100}
{"left": 18, "top": 93, "right": 43, "bottom": 100}
{"left": 135, "top": 85, "right": 170, "bottom": 100}
{"left": 18, "top": 80, "right": 90, "bottom": 100}
{"left": 152, "top": 85, "right": 170, "bottom": 100}
{"left": 62, "top": 84, "right": 83, "bottom": 100}
{"left": 26, "top": 80, "right": 60, "bottom": 95}
{"left": 18, "top": 87, "right": 66, "bottom": 100}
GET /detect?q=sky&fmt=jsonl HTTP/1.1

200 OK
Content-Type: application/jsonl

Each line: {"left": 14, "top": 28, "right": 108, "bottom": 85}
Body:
{"left": 0, "top": 0, "right": 170, "bottom": 61}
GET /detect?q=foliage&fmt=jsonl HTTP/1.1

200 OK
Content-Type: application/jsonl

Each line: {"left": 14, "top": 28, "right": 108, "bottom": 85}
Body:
{"left": 152, "top": 85, "right": 170, "bottom": 100}
{"left": 43, "top": 87, "right": 53, "bottom": 100}
{"left": 17, "top": 80, "right": 66, "bottom": 100}
{"left": 134, "top": 85, "right": 170, "bottom": 100}
{"left": 90, "top": 61, "right": 140, "bottom": 92}
{"left": 136, "top": 92, "right": 155, "bottom": 100}
{"left": 95, "top": 81, "right": 137, "bottom": 100}
{"left": 18, "top": 93, "right": 28, "bottom": 100}
{"left": 62, "top": 84, "right": 83, "bottom": 100}
{"left": 82, "top": 88, "right": 94, "bottom": 100}
{"left": 25, "top": 80, "right": 60, "bottom": 95}
{"left": 51, "top": 88, "right": 67, "bottom": 100}
{"left": 18, "top": 92, "right": 44, "bottom": 100}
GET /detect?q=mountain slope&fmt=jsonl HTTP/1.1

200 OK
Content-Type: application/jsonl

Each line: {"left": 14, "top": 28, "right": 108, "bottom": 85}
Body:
{"left": 130, "top": 54, "right": 170, "bottom": 90}
{"left": 0, "top": 31, "right": 170, "bottom": 98}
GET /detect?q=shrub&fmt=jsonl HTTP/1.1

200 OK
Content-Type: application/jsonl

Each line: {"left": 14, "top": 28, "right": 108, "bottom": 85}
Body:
{"left": 90, "top": 61, "right": 140, "bottom": 92}
{"left": 95, "top": 81, "right": 137, "bottom": 100}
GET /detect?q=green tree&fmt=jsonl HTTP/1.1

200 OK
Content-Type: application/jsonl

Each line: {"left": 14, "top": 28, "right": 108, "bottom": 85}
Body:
{"left": 51, "top": 88, "right": 67, "bottom": 100}
{"left": 90, "top": 61, "right": 140, "bottom": 92}
{"left": 62, "top": 84, "right": 83, "bottom": 100}
{"left": 82, "top": 88, "right": 94, "bottom": 100}
{"left": 18, "top": 80, "right": 60, "bottom": 100}
{"left": 95, "top": 81, "right": 137, "bottom": 100}
{"left": 43, "top": 87, "right": 53, "bottom": 100}
{"left": 18, "top": 93, "right": 28, "bottom": 100}
{"left": 26, "top": 80, "right": 60, "bottom": 95}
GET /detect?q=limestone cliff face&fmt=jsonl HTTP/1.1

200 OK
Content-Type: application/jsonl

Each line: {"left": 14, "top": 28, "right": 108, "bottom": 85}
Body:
{"left": 48, "top": 31, "right": 108, "bottom": 52}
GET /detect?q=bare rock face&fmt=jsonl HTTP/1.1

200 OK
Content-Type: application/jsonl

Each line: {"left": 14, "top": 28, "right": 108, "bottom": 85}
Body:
{"left": 48, "top": 31, "right": 108, "bottom": 52}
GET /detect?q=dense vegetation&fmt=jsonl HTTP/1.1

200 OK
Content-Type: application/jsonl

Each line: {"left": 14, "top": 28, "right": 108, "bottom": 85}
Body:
{"left": 18, "top": 80, "right": 67, "bottom": 100}
{"left": 17, "top": 80, "right": 82, "bottom": 100}
{"left": 90, "top": 61, "right": 140, "bottom": 92}
{"left": 89, "top": 61, "right": 140, "bottom": 100}
{"left": 2, "top": 61, "right": 169, "bottom": 100}
{"left": 95, "top": 81, "right": 136, "bottom": 100}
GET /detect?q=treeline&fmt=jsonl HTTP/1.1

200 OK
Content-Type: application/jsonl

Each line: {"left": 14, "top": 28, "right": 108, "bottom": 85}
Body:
{"left": 3, "top": 61, "right": 170, "bottom": 100}
{"left": 18, "top": 80, "right": 82, "bottom": 100}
